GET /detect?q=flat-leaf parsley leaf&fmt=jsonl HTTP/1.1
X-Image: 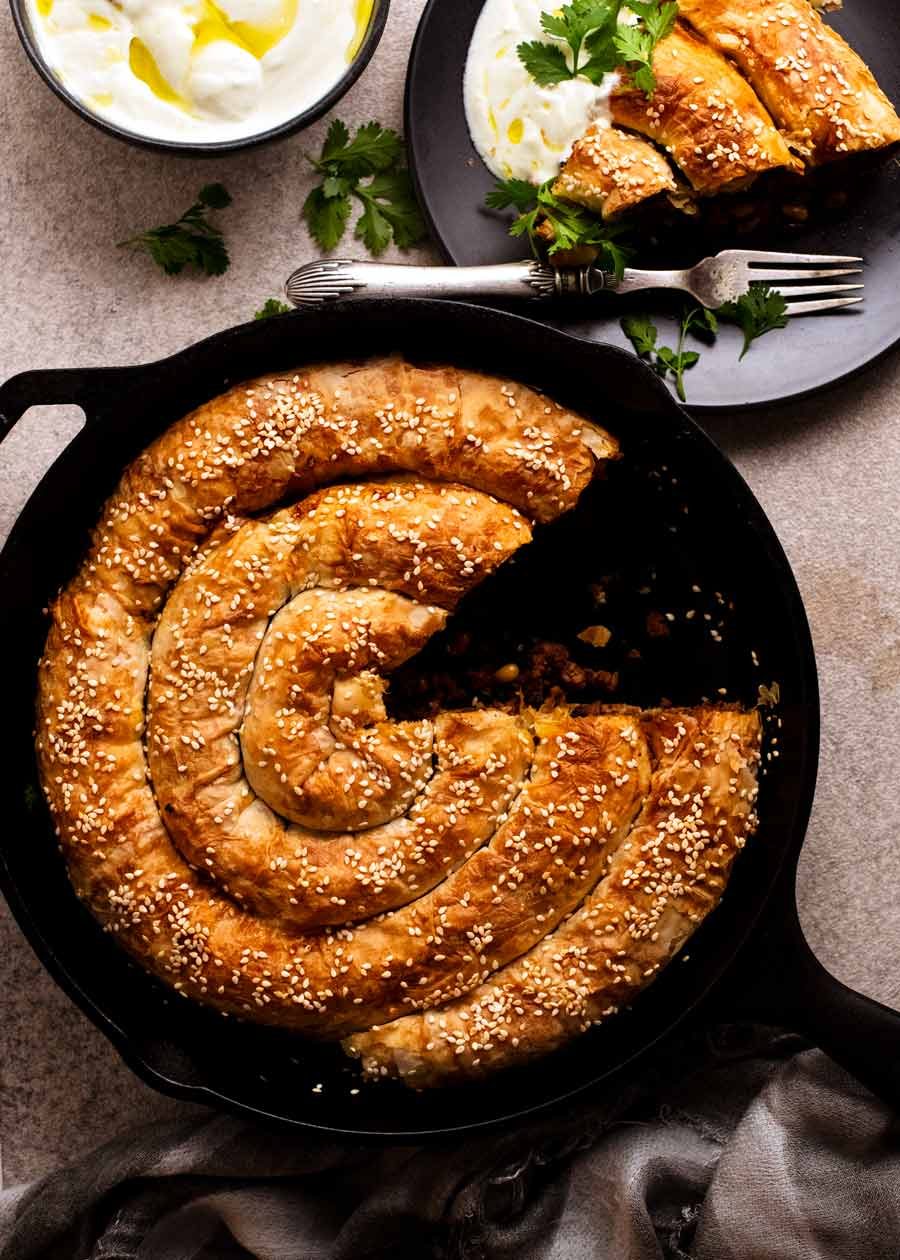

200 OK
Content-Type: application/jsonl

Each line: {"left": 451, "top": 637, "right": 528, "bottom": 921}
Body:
{"left": 303, "top": 185, "right": 352, "bottom": 251}
{"left": 517, "top": 39, "right": 572, "bottom": 86}
{"left": 620, "top": 313, "right": 658, "bottom": 357}
{"left": 718, "top": 283, "right": 788, "bottom": 358}
{"left": 518, "top": 0, "right": 678, "bottom": 95}
{"left": 118, "top": 184, "right": 232, "bottom": 277}
{"left": 254, "top": 298, "right": 291, "bottom": 320}
{"left": 621, "top": 287, "right": 785, "bottom": 398}
{"left": 487, "top": 176, "right": 632, "bottom": 277}
{"left": 518, "top": 0, "right": 620, "bottom": 84}
{"left": 621, "top": 303, "right": 711, "bottom": 401}
{"left": 356, "top": 171, "right": 427, "bottom": 251}
{"left": 303, "top": 120, "right": 426, "bottom": 256}
{"left": 484, "top": 178, "right": 543, "bottom": 214}
{"left": 617, "top": 0, "right": 677, "bottom": 93}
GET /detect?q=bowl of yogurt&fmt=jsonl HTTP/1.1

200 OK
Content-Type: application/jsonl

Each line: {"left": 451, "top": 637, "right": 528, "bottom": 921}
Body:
{"left": 463, "top": 0, "right": 625, "bottom": 186}
{"left": 11, "top": 0, "right": 390, "bottom": 153}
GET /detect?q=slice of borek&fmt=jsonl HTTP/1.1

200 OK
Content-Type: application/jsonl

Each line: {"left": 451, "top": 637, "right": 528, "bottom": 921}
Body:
{"left": 344, "top": 706, "right": 761, "bottom": 1086}
{"left": 609, "top": 24, "right": 802, "bottom": 195}
{"left": 552, "top": 122, "right": 678, "bottom": 219}
{"left": 677, "top": 0, "right": 900, "bottom": 164}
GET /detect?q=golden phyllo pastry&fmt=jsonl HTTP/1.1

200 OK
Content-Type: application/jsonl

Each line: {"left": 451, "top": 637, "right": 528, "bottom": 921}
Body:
{"left": 552, "top": 121, "right": 677, "bottom": 218}
{"left": 677, "top": 0, "right": 900, "bottom": 163}
{"left": 37, "top": 360, "right": 620, "bottom": 1036}
{"left": 36, "top": 357, "right": 761, "bottom": 1083}
{"left": 610, "top": 23, "right": 802, "bottom": 194}
{"left": 552, "top": 0, "right": 898, "bottom": 223}
{"left": 346, "top": 706, "right": 761, "bottom": 1086}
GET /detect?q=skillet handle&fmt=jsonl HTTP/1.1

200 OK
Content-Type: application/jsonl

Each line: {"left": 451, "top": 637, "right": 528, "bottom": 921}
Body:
{"left": 0, "top": 367, "right": 142, "bottom": 441}
{"left": 722, "top": 881, "right": 900, "bottom": 1109}
{"left": 778, "top": 910, "right": 900, "bottom": 1108}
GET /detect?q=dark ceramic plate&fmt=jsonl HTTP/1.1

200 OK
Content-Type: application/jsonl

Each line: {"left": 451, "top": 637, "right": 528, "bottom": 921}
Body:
{"left": 404, "top": 0, "right": 900, "bottom": 409}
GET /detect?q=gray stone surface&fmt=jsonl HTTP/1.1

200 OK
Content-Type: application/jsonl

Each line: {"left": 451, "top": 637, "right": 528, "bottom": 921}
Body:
{"left": 2, "top": 0, "right": 899, "bottom": 1192}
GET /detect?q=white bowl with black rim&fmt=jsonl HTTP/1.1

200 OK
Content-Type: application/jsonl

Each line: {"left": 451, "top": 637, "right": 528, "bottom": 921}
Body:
{"left": 9, "top": 0, "right": 391, "bottom": 157}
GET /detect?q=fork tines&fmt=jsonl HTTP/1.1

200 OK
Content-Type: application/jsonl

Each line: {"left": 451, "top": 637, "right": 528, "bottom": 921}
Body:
{"left": 738, "top": 249, "right": 864, "bottom": 316}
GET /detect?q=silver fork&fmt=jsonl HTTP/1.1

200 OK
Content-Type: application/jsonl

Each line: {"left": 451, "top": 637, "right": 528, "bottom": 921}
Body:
{"left": 285, "top": 250, "right": 863, "bottom": 316}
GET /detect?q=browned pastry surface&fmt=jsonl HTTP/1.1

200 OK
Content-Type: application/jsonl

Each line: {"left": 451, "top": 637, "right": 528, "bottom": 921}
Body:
{"left": 552, "top": 121, "right": 677, "bottom": 218}
{"left": 611, "top": 23, "right": 802, "bottom": 195}
{"left": 345, "top": 706, "right": 761, "bottom": 1086}
{"left": 677, "top": 0, "right": 900, "bottom": 164}
{"left": 36, "top": 359, "right": 628, "bottom": 1042}
{"left": 550, "top": 0, "right": 898, "bottom": 223}
{"left": 35, "top": 356, "right": 763, "bottom": 1077}
{"left": 148, "top": 483, "right": 537, "bottom": 932}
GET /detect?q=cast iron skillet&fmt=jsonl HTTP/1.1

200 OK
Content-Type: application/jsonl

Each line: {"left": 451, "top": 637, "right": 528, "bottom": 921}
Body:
{"left": 1, "top": 300, "right": 899, "bottom": 1140}
{"left": 404, "top": 0, "right": 900, "bottom": 410}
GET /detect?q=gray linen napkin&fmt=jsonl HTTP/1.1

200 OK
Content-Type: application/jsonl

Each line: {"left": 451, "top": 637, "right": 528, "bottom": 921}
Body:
{"left": 2, "top": 1025, "right": 898, "bottom": 1260}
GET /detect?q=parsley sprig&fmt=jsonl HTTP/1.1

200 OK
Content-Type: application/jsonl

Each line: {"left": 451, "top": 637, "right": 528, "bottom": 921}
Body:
{"left": 718, "top": 283, "right": 789, "bottom": 358}
{"left": 254, "top": 298, "right": 291, "bottom": 320}
{"left": 622, "top": 306, "right": 716, "bottom": 401}
{"left": 614, "top": 0, "right": 678, "bottom": 95}
{"left": 303, "top": 120, "right": 427, "bottom": 256}
{"left": 486, "top": 177, "right": 632, "bottom": 277}
{"left": 621, "top": 283, "right": 789, "bottom": 399}
{"left": 118, "top": 184, "right": 232, "bottom": 277}
{"left": 518, "top": 0, "right": 621, "bottom": 86}
{"left": 518, "top": 0, "right": 678, "bottom": 97}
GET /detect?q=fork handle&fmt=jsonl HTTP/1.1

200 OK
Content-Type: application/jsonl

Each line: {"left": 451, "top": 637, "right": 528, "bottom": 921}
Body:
{"left": 284, "top": 259, "right": 695, "bottom": 307}
{"left": 285, "top": 259, "right": 606, "bottom": 306}
{"left": 614, "top": 268, "right": 695, "bottom": 297}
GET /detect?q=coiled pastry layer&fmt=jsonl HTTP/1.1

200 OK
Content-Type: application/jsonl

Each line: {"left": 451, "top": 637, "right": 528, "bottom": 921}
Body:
{"left": 36, "top": 358, "right": 636, "bottom": 1040}
{"left": 346, "top": 706, "right": 761, "bottom": 1085}
{"left": 36, "top": 357, "right": 761, "bottom": 1078}
{"left": 611, "top": 23, "right": 802, "bottom": 196}
{"left": 677, "top": 0, "right": 900, "bottom": 164}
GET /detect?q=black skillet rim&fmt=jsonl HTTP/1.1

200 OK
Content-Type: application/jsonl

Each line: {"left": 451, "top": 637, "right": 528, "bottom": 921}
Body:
{"left": 8, "top": 0, "right": 390, "bottom": 158}
{"left": 0, "top": 301, "right": 820, "bottom": 1139}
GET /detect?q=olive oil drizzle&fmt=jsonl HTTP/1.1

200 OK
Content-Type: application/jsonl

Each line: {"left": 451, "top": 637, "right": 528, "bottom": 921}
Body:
{"left": 36, "top": 0, "right": 372, "bottom": 117}
{"left": 346, "top": 0, "right": 374, "bottom": 62}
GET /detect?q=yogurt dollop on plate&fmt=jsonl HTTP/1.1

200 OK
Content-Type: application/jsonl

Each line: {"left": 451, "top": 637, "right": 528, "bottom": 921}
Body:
{"left": 27, "top": 0, "right": 375, "bottom": 143}
{"left": 464, "top": 0, "right": 620, "bottom": 184}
